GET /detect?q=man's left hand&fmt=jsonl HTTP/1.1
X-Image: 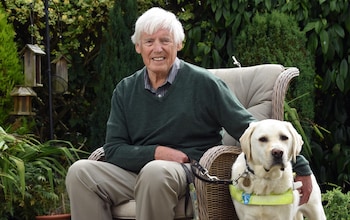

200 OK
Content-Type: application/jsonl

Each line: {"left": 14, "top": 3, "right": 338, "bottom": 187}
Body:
{"left": 295, "top": 175, "right": 312, "bottom": 205}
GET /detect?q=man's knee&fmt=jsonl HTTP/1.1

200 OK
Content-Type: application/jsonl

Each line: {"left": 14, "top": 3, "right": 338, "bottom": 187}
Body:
{"left": 66, "top": 159, "right": 95, "bottom": 186}
{"left": 140, "top": 161, "right": 178, "bottom": 179}
{"left": 136, "top": 160, "right": 186, "bottom": 190}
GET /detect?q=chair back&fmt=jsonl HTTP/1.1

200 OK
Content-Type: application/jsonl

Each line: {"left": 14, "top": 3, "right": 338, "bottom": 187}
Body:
{"left": 208, "top": 64, "right": 299, "bottom": 146}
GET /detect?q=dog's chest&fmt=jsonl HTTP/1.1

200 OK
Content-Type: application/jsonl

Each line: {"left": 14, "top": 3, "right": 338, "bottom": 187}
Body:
{"left": 232, "top": 154, "right": 293, "bottom": 195}
{"left": 246, "top": 176, "right": 291, "bottom": 195}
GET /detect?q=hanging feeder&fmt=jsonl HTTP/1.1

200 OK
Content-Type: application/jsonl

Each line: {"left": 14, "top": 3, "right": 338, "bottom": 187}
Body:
{"left": 52, "top": 54, "right": 70, "bottom": 94}
{"left": 21, "top": 44, "right": 46, "bottom": 87}
{"left": 10, "top": 86, "right": 37, "bottom": 115}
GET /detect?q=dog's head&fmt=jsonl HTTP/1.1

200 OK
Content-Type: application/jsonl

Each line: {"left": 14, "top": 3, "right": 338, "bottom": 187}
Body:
{"left": 239, "top": 119, "right": 303, "bottom": 173}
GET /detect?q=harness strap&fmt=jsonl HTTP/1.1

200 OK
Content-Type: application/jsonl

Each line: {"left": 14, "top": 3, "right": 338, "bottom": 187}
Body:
{"left": 229, "top": 184, "right": 294, "bottom": 205}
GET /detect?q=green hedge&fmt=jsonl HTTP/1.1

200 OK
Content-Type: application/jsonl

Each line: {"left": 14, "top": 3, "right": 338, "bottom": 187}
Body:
{"left": 234, "top": 11, "right": 315, "bottom": 143}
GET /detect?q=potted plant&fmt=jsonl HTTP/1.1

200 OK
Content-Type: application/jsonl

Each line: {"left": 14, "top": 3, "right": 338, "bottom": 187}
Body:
{"left": 24, "top": 163, "right": 71, "bottom": 220}
{"left": 0, "top": 126, "right": 86, "bottom": 219}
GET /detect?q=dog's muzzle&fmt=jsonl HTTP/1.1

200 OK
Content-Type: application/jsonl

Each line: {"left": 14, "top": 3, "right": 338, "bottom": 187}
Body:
{"left": 266, "top": 149, "right": 285, "bottom": 171}
{"left": 272, "top": 148, "right": 283, "bottom": 159}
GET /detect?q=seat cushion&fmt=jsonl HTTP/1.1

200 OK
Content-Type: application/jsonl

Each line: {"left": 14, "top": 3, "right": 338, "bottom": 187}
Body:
{"left": 112, "top": 197, "right": 192, "bottom": 219}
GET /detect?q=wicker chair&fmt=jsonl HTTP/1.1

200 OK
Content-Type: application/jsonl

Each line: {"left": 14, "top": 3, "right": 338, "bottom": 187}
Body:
{"left": 88, "top": 64, "right": 299, "bottom": 220}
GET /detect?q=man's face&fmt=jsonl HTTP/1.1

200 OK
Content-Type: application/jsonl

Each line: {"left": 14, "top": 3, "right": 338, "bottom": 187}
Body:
{"left": 135, "top": 29, "right": 182, "bottom": 76}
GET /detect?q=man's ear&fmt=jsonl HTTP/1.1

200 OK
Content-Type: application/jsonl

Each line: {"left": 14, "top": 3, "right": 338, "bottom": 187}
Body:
{"left": 135, "top": 43, "right": 141, "bottom": 54}
{"left": 177, "top": 42, "right": 183, "bottom": 51}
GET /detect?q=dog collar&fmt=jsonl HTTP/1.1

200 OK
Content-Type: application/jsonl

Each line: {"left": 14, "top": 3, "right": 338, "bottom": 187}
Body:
{"left": 244, "top": 155, "right": 255, "bottom": 175}
{"left": 229, "top": 184, "right": 294, "bottom": 205}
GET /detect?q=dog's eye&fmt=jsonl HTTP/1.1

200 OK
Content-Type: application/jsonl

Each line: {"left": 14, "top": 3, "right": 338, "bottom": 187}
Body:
{"left": 280, "top": 135, "right": 288, "bottom": 141}
{"left": 259, "top": 137, "right": 268, "bottom": 142}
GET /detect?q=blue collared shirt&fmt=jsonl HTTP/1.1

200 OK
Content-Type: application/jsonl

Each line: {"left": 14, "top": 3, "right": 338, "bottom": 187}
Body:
{"left": 144, "top": 58, "right": 180, "bottom": 98}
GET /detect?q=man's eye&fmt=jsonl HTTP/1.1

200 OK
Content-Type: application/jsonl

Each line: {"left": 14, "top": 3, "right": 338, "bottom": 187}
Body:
{"left": 161, "top": 39, "right": 171, "bottom": 44}
{"left": 144, "top": 40, "right": 153, "bottom": 45}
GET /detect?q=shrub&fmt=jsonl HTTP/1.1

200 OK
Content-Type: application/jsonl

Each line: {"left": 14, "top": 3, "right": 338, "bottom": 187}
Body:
{"left": 0, "top": 5, "right": 23, "bottom": 125}
{"left": 234, "top": 11, "right": 316, "bottom": 154}
{"left": 322, "top": 187, "right": 350, "bottom": 219}
{"left": 89, "top": 0, "right": 142, "bottom": 148}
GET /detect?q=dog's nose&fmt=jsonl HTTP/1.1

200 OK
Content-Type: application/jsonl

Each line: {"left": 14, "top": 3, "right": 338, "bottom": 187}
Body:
{"left": 271, "top": 149, "right": 283, "bottom": 158}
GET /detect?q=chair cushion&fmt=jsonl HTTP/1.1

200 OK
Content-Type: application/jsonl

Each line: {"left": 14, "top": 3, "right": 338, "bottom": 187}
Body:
{"left": 112, "top": 197, "right": 192, "bottom": 219}
{"left": 208, "top": 64, "right": 285, "bottom": 145}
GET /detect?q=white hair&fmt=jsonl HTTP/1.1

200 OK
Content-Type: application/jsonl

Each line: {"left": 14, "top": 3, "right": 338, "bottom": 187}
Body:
{"left": 131, "top": 7, "right": 185, "bottom": 45}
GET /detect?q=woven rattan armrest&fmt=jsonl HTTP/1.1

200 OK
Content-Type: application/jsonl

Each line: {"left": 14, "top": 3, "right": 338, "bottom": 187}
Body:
{"left": 195, "top": 145, "right": 242, "bottom": 220}
{"left": 271, "top": 67, "right": 299, "bottom": 120}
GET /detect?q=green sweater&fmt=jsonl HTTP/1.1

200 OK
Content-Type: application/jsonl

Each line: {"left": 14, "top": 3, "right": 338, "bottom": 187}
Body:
{"left": 104, "top": 60, "right": 311, "bottom": 175}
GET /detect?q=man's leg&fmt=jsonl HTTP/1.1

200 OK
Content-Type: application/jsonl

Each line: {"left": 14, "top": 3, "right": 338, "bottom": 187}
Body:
{"left": 135, "top": 160, "right": 188, "bottom": 220}
{"left": 66, "top": 159, "right": 137, "bottom": 220}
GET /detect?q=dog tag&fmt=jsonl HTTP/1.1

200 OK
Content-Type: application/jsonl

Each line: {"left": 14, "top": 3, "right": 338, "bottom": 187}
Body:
{"left": 242, "top": 192, "right": 251, "bottom": 204}
{"left": 243, "top": 177, "right": 251, "bottom": 187}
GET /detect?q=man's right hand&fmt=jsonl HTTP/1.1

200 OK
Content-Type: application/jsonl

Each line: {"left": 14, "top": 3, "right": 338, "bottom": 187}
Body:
{"left": 154, "top": 146, "right": 189, "bottom": 163}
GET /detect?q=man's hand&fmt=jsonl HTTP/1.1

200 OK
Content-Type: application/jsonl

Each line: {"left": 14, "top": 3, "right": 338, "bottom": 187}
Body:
{"left": 154, "top": 146, "right": 189, "bottom": 163}
{"left": 295, "top": 175, "right": 312, "bottom": 205}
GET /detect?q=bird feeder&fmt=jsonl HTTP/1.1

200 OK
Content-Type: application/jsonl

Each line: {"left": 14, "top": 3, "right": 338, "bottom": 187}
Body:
{"left": 52, "top": 54, "right": 70, "bottom": 94}
{"left": 10, "top": 86, "right": 37, "bottom": 115}
{"left": 21, "top": 44, "right": 46, "bottom": 87}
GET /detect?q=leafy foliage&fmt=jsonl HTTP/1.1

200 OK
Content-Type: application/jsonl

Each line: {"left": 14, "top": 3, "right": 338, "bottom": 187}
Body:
{"left": 0, "top": 5, "right": 23, "bottom": 125}
{"left": 322, "top": 187, "right": 350, "bottom": 219}
{"left": 304, "top": 0, "right": 350, "bottom": 190}
{"left": 3, "top": 0, "right": 114, "bottom": 59}
{"left": 0, "top": 126, "right": 87, "bottom": 219}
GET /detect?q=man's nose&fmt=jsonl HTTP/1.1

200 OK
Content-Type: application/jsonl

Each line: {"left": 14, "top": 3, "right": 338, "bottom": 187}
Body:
{"left": 153, "top": 41, "right": 163, "bottom": 52}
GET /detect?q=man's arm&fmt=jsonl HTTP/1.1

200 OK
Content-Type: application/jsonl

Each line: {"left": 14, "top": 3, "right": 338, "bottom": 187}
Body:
{"left": 103, "top": 87, "right": 157, "bottom": 173}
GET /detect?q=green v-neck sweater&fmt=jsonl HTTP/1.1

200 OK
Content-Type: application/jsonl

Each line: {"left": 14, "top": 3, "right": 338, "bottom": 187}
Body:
{"left": 103, "top": 61, "right": 254, "bottom": 172}
{"left": 103, "top": 60, "right": 311, "bottom": 175}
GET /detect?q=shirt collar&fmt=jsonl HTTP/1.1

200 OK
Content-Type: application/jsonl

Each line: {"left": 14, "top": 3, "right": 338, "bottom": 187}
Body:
{"left": 144, "top": 57, "right": 180, "bottom": 90}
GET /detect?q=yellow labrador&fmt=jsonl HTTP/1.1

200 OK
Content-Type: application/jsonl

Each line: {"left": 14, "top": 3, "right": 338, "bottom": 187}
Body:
{"left": 230, "top": 119, "right": 325, "bottom": 220}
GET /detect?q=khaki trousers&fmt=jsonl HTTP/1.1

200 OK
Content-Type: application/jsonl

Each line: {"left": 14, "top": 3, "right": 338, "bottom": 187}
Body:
{"left": 66, "top": 159, "right": 188, "bottom": 220}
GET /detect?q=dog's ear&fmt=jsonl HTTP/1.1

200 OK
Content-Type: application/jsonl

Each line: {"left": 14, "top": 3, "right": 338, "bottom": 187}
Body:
{"left": 285, "top": 121, "right": 303, "bottom": 163}
{"left": 239, "top": 122, "right": 257, "bottom": 161}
